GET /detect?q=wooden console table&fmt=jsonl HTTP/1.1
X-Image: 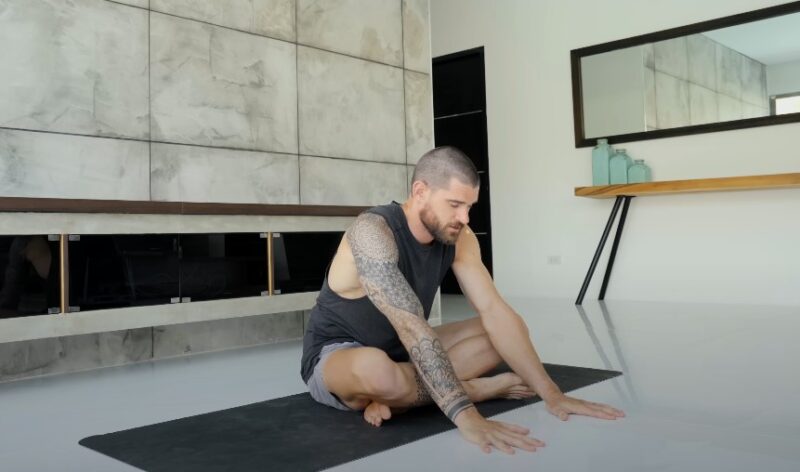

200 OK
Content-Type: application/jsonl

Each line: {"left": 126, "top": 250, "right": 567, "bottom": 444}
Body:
{"left": 573, "top": 172, "right": 800, "bottom": 305}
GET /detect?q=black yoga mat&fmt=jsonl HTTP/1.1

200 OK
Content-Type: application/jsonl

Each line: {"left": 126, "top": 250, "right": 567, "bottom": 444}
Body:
{"left": 80, "top": 363, "right": 621, "bottom": 472}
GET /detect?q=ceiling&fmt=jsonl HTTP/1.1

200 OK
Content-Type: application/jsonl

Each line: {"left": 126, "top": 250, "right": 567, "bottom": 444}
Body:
{"left": 703, "top": 11, "right": 800, "bottom": 65}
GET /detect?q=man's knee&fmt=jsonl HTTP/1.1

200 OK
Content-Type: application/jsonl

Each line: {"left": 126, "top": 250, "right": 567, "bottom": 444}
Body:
{"left": 353, "top": 348, "right": 412, "bottom": 400}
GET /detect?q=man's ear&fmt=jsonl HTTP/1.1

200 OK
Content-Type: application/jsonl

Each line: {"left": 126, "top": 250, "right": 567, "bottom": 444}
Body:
{"left": 411, "top": 180, "right": 429, "bottom": 201}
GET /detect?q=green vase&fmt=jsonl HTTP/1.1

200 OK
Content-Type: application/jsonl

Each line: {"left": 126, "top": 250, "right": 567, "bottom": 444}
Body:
{"left": 592, "top": 139, "right": 613, "bottom": 186}
{"left": 628, "top": 159, "right": 652, "bottom": 183}
{"left": 609, "top": 149, "right": 632, "bottom": 184}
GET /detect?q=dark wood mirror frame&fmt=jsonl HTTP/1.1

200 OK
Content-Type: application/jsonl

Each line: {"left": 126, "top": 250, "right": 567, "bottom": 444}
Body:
{"left": 570, "top": 1, "right": 800, "bottom": 148}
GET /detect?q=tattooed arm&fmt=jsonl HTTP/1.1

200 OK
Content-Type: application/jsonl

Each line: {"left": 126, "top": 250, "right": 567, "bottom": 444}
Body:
{"left": 347, "top": 213, "right": 473, "bottom": 422}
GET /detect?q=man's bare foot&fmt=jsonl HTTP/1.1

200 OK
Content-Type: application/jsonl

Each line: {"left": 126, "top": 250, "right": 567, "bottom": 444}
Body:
{"left": 464, "top": 372, "right": 538, "bottom": 403}
{"left": 363, "top": 401, "right": 392, "bottom": 427}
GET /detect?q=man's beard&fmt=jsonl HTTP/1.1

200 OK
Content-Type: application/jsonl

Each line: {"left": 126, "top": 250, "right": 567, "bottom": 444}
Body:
{"left": 420, "top": 206, "right": 462, "bottom": 245}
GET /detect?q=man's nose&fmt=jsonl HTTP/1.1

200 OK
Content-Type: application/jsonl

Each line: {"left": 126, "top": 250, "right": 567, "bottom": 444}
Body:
{"left": 457, "top": 208, "right": 470, "bottom": 225}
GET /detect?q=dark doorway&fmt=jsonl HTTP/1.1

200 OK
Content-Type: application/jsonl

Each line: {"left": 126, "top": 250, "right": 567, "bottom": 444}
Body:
{"left": 432, "top": 47, "right": 492, "bottom": 294}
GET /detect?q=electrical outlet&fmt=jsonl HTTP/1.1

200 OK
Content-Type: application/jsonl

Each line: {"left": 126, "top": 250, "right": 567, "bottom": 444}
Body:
{"left": 547, "top": 255, "right": 561, "bottom": 265}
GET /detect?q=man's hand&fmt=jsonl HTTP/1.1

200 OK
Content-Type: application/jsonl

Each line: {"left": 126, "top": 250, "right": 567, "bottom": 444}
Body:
{"left": 545, "top": 394, "right": 625, "bottom": 421}
{"left": 454, "top": 407, "right": 545, "bottom": 454}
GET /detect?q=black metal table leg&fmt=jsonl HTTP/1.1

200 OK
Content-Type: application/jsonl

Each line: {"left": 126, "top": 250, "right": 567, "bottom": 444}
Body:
{"left": 599, "top": 196, "right": 633, "bottom": 300}
{"left": 575, "top": 196, "right": 623, "bottom": 305}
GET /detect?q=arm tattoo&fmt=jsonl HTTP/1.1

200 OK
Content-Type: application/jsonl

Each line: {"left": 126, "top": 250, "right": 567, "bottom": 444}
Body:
{"left": 347, "top": 213, "right": 474, "bottom": 422}
{"left": 409, "top": 370, "right": 433, "bottom": 407}
{"left": 409, "top": 338, "right": 472, "bottom": 420}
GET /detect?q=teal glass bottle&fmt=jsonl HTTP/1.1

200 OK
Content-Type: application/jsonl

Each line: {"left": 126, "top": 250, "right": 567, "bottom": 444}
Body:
{"left": 628, "top": 159, "right": 652, "bottom": 183}
{"left": 591, "top": 138, "right": 613, "bottom": 186}
{"left": 609, "top": 149, "right": 632, "bottom": 184}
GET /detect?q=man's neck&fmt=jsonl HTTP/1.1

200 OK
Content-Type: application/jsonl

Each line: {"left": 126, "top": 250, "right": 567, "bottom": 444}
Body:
{"left": 401, "top": 200, "right": 434, "bottom": 245}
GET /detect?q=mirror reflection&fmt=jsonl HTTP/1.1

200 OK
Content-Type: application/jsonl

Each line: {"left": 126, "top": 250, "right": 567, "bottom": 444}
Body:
{"left": 581, "top": 11, "right": 800, "bottom": 139}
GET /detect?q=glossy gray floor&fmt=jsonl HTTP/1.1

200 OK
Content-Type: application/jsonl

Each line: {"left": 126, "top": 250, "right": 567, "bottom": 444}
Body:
{"left": 1, "top": 296, "right": 799, "bottom": 471}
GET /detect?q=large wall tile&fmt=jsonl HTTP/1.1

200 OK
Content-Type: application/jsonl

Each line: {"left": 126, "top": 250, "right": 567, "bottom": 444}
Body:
{"left": 717, "top": 93, "right": 743, "bottom": 122}
{"left": 689, "top": 84, "right": 719, "bottom": 126}
{"left": 741, "top": 103, "right": 768, "bottom": 120}
{"left": 115, "top": 0, "right": 149, "bottom": 8}
{"left": 151, "top": 143, "right": 299, "bottom": 204}
{"left": 297, "top": 0, "right": 402, "bottom": 66}
{"left": 403, "top": 0, "right": 432, "bottom": 73}
{"left": 0, "top": 0, "right": 149, "bottom": 139}
{"left": 405, "top": 71, "right": 434, "bottom": 165}
{"left": 0, "top": 328, "right": 152, "bottom": 382}
{"left": 644, "top": 67, "right": 657, "bottom": 129}
{"left": 152, "top": 311, "right": 302, "bottom": 358}
{"left": 716, "top": 44, "right": 743, "bottom": 100}
{"left": 740, "top": 56, "right": 767, "bottom": 107}
{"left": 687, "top": 34, "right": 717, "bottom": 91}
{"left": 654, "top": 37, "right": 688, "bottom": 80}
{"left": 0, "top": 130, "right": 149, "bottom": 200}
{"left": 655, "top": 72, "right": 690, "bottom": 129}
{"left": 151, "top": 0, "right": 296, "bottom": 42}
{"left": 642, "top": 44, "right": 655, "bottom": 69}
{"left": 151, "top": 13, "right": 298, "bottom": 153}
{"left": 300, "top": 156, "right": 407, "bottom": 205}
{"left": 298, "top": 46, "right": 405, "bottom": 163}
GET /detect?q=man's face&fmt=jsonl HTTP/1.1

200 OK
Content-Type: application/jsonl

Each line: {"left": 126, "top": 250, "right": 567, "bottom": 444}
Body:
{"left": 419, "top": 177, "right": 479, "bottom": 245}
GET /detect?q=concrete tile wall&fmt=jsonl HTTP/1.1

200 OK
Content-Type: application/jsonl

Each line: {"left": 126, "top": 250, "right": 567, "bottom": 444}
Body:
{"left": 0, "top": 311, "right": 304, "bottom": 383}
{"left": 0, "top": 129, "right": 150, "bottom": 200}
{"left": 0, "top": 0, "right": 149, "bottom": 139}
{"left": 116, "top": 0, "right": 149, "bottom": 8}
{"left": 0, "top": 0, "right": 433, "bottom": 382}
{"left": 297, "top": 46, "right": 405, "bottom": 164}
{"left": 152, "top": 311, "right": 303, "bottom": 358}
{"left": 299, "top": 156, "right": 407, "bottom": 205}
{"left": 647, "top": 33, "right": 768, "bottom": 130}
{"left": 151, "top": 0, "right": 296, "bottom": 41}
{"left": 405, "top": 70, "right": 434, "bottom": 165}
{"left": 150, "top": 12, "right": 298, "bottom": 153}
{"left": 403, "top": 0, "right": 432, "bottom": 74}
{"left": 1, "top": 0, "right": 433, "bottom": 203}
{"left": 0, "top": 328, "right": 152, "bottom": 383}
{"left": 150, "top": 143, "right": 300, "bottom": 204}
{"left": 297, "top": 0, "right": 402, "bottom": 66}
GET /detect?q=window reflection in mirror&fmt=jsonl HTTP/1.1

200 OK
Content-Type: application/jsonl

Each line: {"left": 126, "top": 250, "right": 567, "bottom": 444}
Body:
{"left": 772, "top": 92, "right": 800, "bottom": 115}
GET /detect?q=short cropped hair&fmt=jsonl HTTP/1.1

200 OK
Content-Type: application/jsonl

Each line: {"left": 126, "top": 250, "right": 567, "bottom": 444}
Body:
{"left": 411, "top": 146, "right": 480, "bottom": 190}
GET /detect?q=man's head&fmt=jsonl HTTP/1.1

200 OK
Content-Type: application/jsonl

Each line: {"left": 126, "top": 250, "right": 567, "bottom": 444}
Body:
{"left": 408, "top": 146, "right": 480, "bottom": 245}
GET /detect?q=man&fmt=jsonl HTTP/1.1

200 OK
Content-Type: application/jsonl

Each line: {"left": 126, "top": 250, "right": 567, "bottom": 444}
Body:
{"left": 300, "top": 146, "right": 624, "bottom": 454}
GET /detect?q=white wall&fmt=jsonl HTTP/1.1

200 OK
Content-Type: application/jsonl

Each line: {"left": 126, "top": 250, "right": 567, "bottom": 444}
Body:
{"left": 582, "top": 46, "right": 646, "bottom": 138}
{"left": 767, "top": 59, "right": 800, "bottom": 96}
{"left": 431, "top": 0, "right": 800, "bottom": 306}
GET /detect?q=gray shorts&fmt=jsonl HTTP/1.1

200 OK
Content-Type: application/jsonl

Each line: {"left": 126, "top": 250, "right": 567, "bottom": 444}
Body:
{"left": 307, "top": 341, "right": 364, "bottom": 411}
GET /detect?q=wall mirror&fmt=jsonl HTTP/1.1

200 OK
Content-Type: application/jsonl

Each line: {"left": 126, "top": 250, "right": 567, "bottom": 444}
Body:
{"left": 571, "top": 1, "right": 800, "bottom": 147}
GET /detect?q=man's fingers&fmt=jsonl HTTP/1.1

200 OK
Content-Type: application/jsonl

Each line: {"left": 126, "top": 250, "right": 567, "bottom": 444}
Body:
{"left": 595, "top": 403, "right": 625, "bottom": 417}
{"left": 493, "top": 429, "right": 541, "bottom": 452}
{"left": 496, "top": 421, "right": 530, "bottom": 435}
{"left": 481, "top": 441, "right": 492, "bottom": 454}
{"left": 487, "top": 432, "right": 515, "bottom": 455}
{"left": 582, "top": 402, "right": 623, "bottom": 419}
{"left": 496, "top": 423, "right": 546, "bottom": 448}
{"left": 555, "top": 408, "right": 569, "bottom": 421}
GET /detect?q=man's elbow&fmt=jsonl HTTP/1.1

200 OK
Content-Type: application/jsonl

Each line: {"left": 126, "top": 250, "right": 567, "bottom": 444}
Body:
{"left": 480, "top": 302, "right": 528, "bottom": 336}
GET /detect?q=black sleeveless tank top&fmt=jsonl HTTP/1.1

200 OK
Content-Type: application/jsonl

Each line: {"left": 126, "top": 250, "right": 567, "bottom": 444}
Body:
{"left": 300, "top": 202, "right": 456, "bottom": 383}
